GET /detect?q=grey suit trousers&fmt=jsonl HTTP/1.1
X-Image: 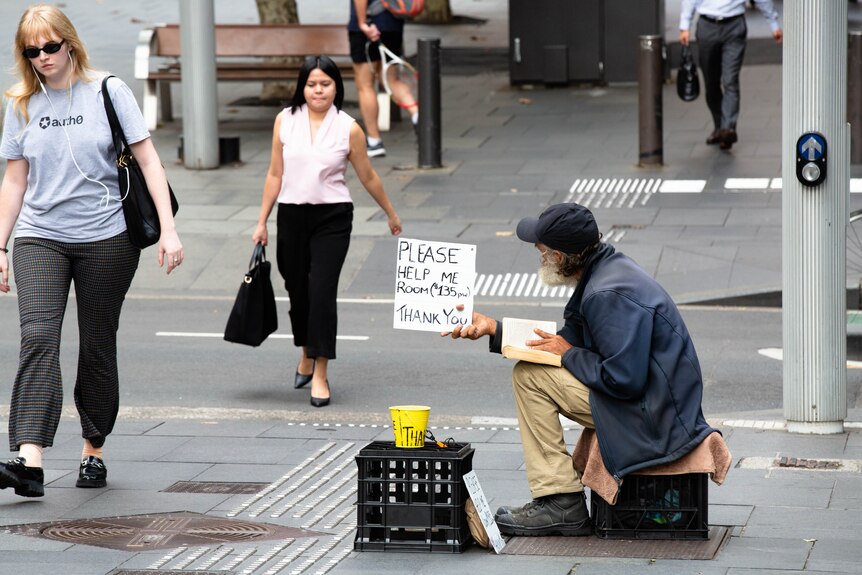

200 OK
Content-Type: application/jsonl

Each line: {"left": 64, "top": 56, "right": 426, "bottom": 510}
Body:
{"left": 696, "top": 16, "right": 748, "bottom": 131}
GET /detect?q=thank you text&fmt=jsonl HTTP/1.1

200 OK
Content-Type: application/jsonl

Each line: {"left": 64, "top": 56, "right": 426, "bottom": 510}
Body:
{"left": 393, "top": 238, "right": 476, "bottom": 332}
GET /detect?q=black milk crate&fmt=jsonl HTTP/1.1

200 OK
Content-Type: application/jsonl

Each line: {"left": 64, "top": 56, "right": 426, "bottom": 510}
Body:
{"left": 591, "top": 472, "right": 709, "bottom": 540}
{"left": 354, "top": 441, "right": 474, "bottom": 553}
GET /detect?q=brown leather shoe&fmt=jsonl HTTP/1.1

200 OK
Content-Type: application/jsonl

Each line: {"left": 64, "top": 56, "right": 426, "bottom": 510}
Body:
{"left": 719, "top": 129, "right": 738, "bottom": 150}
{"left": 706, "top": 130, "right": 722, "bottom": 145}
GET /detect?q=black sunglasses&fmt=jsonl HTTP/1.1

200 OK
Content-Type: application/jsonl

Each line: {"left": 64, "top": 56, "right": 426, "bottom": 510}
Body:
{"left": 22, "top": 39, "right": 65, "bottom": 59}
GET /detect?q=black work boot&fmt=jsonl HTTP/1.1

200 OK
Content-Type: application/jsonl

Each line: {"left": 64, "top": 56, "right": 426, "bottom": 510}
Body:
{"left": 494, "top": 492, "right": 592, "bottom": 536}
{"left": 0, "top": 457, "right": 45, "bottom": 497}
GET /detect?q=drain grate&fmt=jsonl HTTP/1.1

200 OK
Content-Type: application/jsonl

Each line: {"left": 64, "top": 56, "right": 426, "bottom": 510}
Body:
{"left": 7, "top": 512, "right": 317, "bottom": 551}
{"left": 775, "top": 457, "right": 841, "bottom": 470}
{"left": 162, "top": 481, "right": 268, "bottom": 494}
{"left": 501, "top": 525, "right": 729, "bottom": 560}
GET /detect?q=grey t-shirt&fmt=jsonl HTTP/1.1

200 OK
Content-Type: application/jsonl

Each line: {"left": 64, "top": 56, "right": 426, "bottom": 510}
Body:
{"left": 0, "top": 75, "right": 149, "bottom": 243}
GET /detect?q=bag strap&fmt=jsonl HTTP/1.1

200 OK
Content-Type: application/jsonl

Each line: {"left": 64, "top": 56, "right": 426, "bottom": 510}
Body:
{"left": 100, "top": 75, "right": 129, "bottom": 160}
{"left": 249, "top": 243, "right": 267, "bottom": 271}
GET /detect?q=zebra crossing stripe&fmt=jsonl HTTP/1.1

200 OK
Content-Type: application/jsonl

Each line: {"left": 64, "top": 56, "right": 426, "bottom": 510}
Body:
{"left": 475, "top": 272, "right": 575, "bottom": 298}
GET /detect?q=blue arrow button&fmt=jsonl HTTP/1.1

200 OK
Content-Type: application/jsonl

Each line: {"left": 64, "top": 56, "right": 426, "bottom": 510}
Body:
{"left": 798, "top": 133, "right": 826, "bottom": 161}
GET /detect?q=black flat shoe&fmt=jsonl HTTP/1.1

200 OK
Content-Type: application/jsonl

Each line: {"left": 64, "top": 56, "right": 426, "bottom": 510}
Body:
{"left": 310, "top": 380, "right": 330, "bottom": 407}
{"left": 76, "top": 456, "right": 107, "bottom": 488}
{"left": 0, "top": 457, "right": 44, "bottom": 497}
{"left": 294, "top": 371, "right": 313, "bottom": 389}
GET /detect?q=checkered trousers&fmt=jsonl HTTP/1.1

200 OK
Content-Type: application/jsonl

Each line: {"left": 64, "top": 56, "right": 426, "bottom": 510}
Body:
{"left": 8, "top": 232, "right": 140, "bottom": 450}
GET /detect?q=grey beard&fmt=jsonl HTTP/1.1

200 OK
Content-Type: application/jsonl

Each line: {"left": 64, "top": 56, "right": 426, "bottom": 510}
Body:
{"left": 538, "top": 260, "right": 577, "bottom": 287}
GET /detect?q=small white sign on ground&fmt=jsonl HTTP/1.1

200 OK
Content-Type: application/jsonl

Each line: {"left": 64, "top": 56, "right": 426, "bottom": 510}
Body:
{"left": 393, "top": 238, "right": 476, "bottom": 332}
{"left": 463, "top": 470, "right": 506, "bottom": 554}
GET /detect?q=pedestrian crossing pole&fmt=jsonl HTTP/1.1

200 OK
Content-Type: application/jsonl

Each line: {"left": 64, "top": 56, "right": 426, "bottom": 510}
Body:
{"left": 782, "top": 0, "right": 848, "bottom": 433}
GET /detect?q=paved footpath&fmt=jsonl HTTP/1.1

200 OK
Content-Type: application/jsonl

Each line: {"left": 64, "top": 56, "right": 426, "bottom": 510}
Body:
{"left": 3, "top": 1, "right": 862, "bottom": 574}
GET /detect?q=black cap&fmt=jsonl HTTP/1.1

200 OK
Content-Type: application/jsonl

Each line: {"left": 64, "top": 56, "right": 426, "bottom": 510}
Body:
{"left": 516, "top": 203, "right": 599, "bottom": 255}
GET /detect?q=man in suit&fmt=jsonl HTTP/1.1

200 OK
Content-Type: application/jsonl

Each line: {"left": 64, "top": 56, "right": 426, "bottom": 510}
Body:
{"left": 680, "top": 0, "right": 782, "bottom": 150}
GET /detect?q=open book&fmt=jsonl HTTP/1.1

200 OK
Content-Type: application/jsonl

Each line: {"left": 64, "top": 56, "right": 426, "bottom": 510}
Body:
{"left": 501, "top": 317, "right": 562, "bottom": 367}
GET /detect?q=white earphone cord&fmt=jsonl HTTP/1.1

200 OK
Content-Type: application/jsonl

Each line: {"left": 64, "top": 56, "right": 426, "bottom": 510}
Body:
{"left": 33, "top": 59, "right": 124, "bottom": 210}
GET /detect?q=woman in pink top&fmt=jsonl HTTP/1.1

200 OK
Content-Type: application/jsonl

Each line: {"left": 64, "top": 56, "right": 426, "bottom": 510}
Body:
{"left": 253, "top": 56, "right": 401, "bottom": 408}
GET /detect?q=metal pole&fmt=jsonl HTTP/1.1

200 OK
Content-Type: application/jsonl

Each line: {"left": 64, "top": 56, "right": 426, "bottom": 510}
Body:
{"left": 417, "top": 38, "right": 442, "bottom": 169}
{"left": 179, "top": 0, "right": 219, "bottom": 169}
{"left": 849, "top": 31, "right": 862, "bottom": 164}
{"left": 782, "top": 1, "right": 848, "bottom": 433}
{"left": 638, "top": 35, "right": 663, "bottom": 167}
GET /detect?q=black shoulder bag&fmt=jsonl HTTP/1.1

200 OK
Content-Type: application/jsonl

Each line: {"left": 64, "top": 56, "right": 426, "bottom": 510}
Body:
{"left": 224, "top": 243, "right": 278, "bottom": 347}
{"left": 101, "top": 75, "right": 179, "bottom": 249}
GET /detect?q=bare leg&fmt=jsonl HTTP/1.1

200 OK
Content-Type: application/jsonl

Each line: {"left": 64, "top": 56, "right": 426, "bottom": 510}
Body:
{"left": 352, "top": 61, "right": 383, "bottom": 140}
{"left": 298, "top": 346, "right": 314, "bottom": 376}
{"left": 311, "top": 357, "right": 330, "bottom": 400}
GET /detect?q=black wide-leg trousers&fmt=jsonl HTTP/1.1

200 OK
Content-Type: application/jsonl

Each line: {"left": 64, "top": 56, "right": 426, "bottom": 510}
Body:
{"left": 276, "top": 203, "right": 353, "bottom": 360}
{"left": 8, "top": 232, "right": 140, "bottom": 451}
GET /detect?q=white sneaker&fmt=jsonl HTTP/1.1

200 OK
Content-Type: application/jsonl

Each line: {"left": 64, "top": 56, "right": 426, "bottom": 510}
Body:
{"left": 367, "top": 140, "right": 386, "bottom": 158}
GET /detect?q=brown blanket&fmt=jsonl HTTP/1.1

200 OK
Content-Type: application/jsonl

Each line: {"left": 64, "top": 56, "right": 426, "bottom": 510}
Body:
{"left": 571, "top": 429, "right": 732, "bottom": 505}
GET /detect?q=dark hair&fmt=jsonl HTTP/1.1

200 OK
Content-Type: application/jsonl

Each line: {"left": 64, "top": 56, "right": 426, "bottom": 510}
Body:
{"left": 558, "top": 238, "right": 602, "bottom": 278}
{"left": 289, "top": 55, "right": 344, "bottom": 114}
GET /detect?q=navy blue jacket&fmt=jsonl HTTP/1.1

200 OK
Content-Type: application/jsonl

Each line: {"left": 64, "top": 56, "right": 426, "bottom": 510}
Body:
{"left": 492, "top": 243, "right": 716, "bottom": 480}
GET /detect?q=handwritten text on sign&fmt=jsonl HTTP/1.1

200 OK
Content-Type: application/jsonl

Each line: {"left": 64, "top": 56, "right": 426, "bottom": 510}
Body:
{"left": 463, "top": 470, "right": 506, "bottom": 553}
{"left": 393, "top": 238, "right": 476, "bottom": 332}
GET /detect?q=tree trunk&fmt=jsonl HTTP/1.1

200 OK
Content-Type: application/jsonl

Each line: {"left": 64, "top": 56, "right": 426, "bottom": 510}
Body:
{"left": 255, "top": 0, "right": 300, "bottom": 101}
{"left": 414, "top": 0, "right": 453, "bottom": 24}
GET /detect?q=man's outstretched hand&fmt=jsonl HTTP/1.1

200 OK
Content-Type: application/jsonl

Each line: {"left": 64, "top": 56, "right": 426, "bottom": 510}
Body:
{"left": 441, "top": 304, "right": 497, "bottom": 340}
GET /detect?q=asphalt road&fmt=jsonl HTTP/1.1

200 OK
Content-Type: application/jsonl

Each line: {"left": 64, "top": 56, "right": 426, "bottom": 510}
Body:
{"left": 3, "top": 295, "right": 853, "bottom": 426}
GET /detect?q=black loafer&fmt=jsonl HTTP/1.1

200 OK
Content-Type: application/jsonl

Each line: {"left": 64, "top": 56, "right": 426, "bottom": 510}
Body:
{"left": 76, "top": 456, "right": 107, "bottom": 488}
{"left": 0, "top": 457, "right": 44, "bottom": 497}
{"left": 294, "top": 371, "right": 313, "bottom": 389}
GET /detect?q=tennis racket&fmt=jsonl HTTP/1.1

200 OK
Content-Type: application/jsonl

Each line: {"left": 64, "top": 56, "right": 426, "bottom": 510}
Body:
{"left": 378, "top": 43, "right": 418, "bottom": 110}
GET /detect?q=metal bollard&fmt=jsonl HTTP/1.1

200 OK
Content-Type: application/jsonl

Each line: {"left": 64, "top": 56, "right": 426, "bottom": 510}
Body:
{"left": 638, "top": 35, "right": 663, "bottom": 167}
{"left": 417, "top": 38, "right": 442, "bottom": 169}
{"left": 849, "top": 31, "right": 862, "bottom": 164}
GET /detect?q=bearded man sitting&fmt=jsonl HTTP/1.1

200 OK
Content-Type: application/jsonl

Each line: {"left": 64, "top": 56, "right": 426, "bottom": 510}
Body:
{"left": 443, "top": 203, "right": 717, "bottom": 536}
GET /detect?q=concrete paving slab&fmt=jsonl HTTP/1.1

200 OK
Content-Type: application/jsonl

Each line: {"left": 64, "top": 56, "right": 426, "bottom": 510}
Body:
{"left": 744, "top": 506, "right": 862, "bottom": 540}
{"left": 712, "top": 536, "right": 811, "bottom": 570}
{"left": 805, "top": 537, "right": 862, "bottom": 573}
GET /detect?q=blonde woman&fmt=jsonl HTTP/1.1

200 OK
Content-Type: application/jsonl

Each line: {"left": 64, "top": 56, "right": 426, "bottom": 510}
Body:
{"left": 0, "top": 4, "right": 182, "bottom": 498}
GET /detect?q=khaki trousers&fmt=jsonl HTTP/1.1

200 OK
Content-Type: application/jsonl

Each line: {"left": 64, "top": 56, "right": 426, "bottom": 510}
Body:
{"left": 511, "top": 361, "right": 594, "bottom": 499}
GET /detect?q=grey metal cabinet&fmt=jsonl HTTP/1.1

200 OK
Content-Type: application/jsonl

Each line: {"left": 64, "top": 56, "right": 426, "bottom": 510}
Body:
{"left": 509, "top": 0, "right": 665, "bottom": 85}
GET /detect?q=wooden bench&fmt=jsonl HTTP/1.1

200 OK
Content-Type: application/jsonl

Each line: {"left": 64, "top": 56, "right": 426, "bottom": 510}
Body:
{"left": 134, "top": 24, "right": 353, "bottom": 130}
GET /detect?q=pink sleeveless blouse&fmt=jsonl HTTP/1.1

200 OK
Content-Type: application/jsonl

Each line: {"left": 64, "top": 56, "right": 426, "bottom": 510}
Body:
{"left": 277, "top": 104, "right": 355, "bottom": 204}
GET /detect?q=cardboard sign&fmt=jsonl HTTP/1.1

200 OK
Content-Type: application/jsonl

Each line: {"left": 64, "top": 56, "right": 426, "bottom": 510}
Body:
{"left": 463, "top": 470, "right": 506, "bottom": 554}
{"left": 393, "top": 238, "right": 476, "bottom": 332}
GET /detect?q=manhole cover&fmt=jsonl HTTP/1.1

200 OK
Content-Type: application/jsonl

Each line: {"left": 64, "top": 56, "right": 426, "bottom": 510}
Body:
{"left": 6, "top": 512, "right": 319, "bottom": 551}
{"left": 501, "top": 525, "right": 729, "bottom": 560}
{"left": 162, "top": 481, "right": 268, "bottom": 494}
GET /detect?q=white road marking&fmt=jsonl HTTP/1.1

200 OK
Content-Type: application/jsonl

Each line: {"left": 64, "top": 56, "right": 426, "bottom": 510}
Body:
{"left": 659, "top": 179, "right": 706, "bottom": 193}
{"left": 156, "top": 332, "right": 369, "bottom": 341}
{"left": 758, "top": 347, "right": 862, "bottom": 368}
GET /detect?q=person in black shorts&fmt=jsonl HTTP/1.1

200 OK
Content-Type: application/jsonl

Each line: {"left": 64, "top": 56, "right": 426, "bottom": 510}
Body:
{"left": 348, "top": 0, "right": 419, "bottom": 157}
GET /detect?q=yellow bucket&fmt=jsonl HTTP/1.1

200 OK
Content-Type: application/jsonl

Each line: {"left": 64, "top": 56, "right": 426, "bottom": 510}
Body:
{"left": 389, "top": 405, "right": 430, "bottom": 448}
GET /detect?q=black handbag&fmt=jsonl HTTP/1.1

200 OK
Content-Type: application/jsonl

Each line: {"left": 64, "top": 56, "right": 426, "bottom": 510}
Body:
{"left": 101, "top": 75, "right": 179, "bottom": 249}
{"left": 224, "top": 243, "right": 278, "bottom": 347}
{"left": 676, "top": 45, "right": 700, "bottom": 102}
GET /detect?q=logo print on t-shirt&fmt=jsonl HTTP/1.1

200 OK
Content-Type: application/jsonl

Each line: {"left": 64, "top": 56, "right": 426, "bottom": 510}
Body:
{"left": 39, "top": 117, "right": 50, "bottom": 129}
